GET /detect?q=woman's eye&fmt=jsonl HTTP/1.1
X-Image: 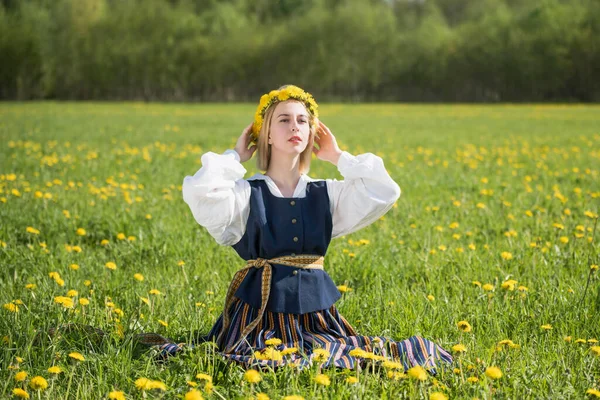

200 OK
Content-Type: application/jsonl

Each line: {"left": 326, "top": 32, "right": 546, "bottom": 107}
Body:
{"left": 299, "top": 120, "right": 307, "bottom": 124}
{"left": 280, "top": 119, "right": 288, "bottom": 122}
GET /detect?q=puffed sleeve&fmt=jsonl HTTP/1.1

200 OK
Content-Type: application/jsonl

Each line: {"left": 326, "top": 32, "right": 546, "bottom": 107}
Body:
{"left": 326, "top": 151, "right": 401, "bottom": 239}
{"left": 182, "top": 149, "right": 251, "bottom": 246}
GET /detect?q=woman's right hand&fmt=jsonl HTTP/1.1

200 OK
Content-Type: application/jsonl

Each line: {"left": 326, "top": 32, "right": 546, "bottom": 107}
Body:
{"left": 234, "top": 123, "right": 257, "bottom": 163}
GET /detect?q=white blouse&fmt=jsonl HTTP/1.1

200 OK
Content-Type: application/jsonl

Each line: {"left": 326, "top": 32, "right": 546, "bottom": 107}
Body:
{"left": 182, "top": 149, "right": 401, "bottom": 246}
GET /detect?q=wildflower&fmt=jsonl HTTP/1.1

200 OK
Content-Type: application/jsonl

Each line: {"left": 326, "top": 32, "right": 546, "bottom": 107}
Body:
{"left": 108, "top": 392, "right": 126, "bottom": 400}
{"left": 590, "top": 346, "right": 600, "bottom": 356}
{"left": 485, "top": 366, "right": 502, "bottom": 380}
{"left": 15, "top": 356, "right": 24, "bottom": 363}
{"left": 587, "top": 389, "right": 600, "bottom": 398}
{"left": 265, "top": 338, "right": 282, "bottom": 346}
{"left": 133, "top": 273, "right": 144, "bottom": 281}
{"left": 185, "top": 390, "right": 204, "bottom": 400}
{"left": 345, "top": 376, "right": 359, "bottom": 384}
{"left": 66, "top": 290, "right": 78, "bottom": 297}
{"left": 204, "top": 381, "right": 213, "bottom": 394}
{"left": 79, "top": 298, "right": 90, "bottom": 306}
{"left": 382, "top": 360, "right": 403, "bottom": 370}
{"left": 69, "top": 264, "right": 80, "bottom": 271}
{"left": 452, "top": 344, "right": 467, "bottom": 353}
{"left": 178, "top": 260, "right": 185, "bottom": 266}
{"left": 12, "top": 388, "right": 30, "bottom": 399}
{"left": 105, "top": 262, "right": 117, "bottom": 270}
{"left": 84, "top": 280, "right": 91, "bottom": 286}
{"left": 591, "top": 265, "right": 598, "bottom": 272}
{"left": 518, "top": 286, "right": 528, "bottom": 291}
{"left": 48, "top": 366, "right": 63, "bottom": 374}
{"left": 427, "top": 294, "right": 435, "bottom": 301}
{"left": 254, "top": 348, "right": 282, "bottom": 361}
{"left": 576, "top": 339, "right": 587, "bottom": 344}
{"left": 281, "top": 347, "right": 298, "bottom": 356}
{"left": 476, "top": 202, "right": 486, "bottom": 209}
{"left": 453, "top": 368, "right": 461, "bottom": 374}
{"left": 482, "top": 283, "right": 494, "bottom": 291}
{"left": 501, "top": 252, "right": 513, "bottom": 260}
{"left": 559, "top": 236, "right": 569, "bottom": 244}
{"left": 26, "top": 227, "right": 40, "bottom": 235}
{"left": 564, "top": 336, "right": 572, "bottom": 343}
{"left": 472, "top": 281, "right": 481, "bottom": 287}
{"left": 244, "top": 369, "right": 262, "bottom": 384}
{"left": 349, "top": 348, "right": 368, "bottom": 358}
{"left": 313, "top": 348, "right": 330, "bottom": 362}
{"left": 195, "top": 374, "right": 212, "bottom": 383}
{"left": 457, "top": 320, "right": 472, "bottom": 332}
{"left": 25, "top": 284, "right": 36, "bottom": 290}
{"left": 29, "top": 376, "right": 48, "bottom": 390}
{"left": 145, "top": 214, "right": 152, "bottom": 219}
{"left": 337, "top": 285, "right": 352, "bottom": 293}
{"left": 72, "top": 245, "right": 82, "bottom": 253}
{"left": 135, "top": 378, "right": 166, "bottom": 391}
{"left": 314, "top": 374, "right": 331, "bottom": 386}
{"left": 149, "top": 289, "right": 161, "bottom": 295}
{"left": 407, "top": 365, "right": 427, "bottom": 381}
{"left": 4, "top": 303, "right": 18, "bottom": 312}
{"left": 76, "top": 228, "right": 86, "bottom": 236}
{"left": 158, "top": 320, "right": 168, "bottom": 327}
{"left": 15, "top": 371, "right": 27, "bottom": 382}
{"left": 100, "top": 239, "right": 109, "bottom": 246}
{"left": 117, "top": 233, "right": 126, "bottom": 240}
{"left": 283, "top": 396, "right": 305, "bottom": 400}
{"left": 387, "top": 371, "right": 407, "bottom": 380}
{"left": 430, "top": 393, "right": 448, "bottom": 400}
{"left": 127, "top": 236, "right": 136, "bottom": 241}
{"left": 467, "top": 376, "right": 479, "bottom": 383}
{"left": 54, "top": 296, "right": 74, "bottom": 309}
{"left": 501, "top": 280, "right": 518, "bottom": 291}
{"left": 541, "top": 324, "right": 553, "bottom": 330}
{"left": 68, "top": 352, "right": 85, "bottom": 361}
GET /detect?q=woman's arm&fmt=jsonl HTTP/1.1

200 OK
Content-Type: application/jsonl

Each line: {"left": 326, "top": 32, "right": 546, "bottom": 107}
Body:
{"left": 181, "top": 124, "right": 256, "bottom": 245}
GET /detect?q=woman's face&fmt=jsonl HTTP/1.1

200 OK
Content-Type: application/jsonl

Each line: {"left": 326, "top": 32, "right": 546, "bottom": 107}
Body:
{"left": 268, "top": 100, "right": 311, "bottom": 156}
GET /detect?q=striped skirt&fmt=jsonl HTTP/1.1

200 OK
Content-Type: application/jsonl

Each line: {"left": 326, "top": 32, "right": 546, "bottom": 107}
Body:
{"left": 159, "top": 298, "right": 453, "bottom": 373}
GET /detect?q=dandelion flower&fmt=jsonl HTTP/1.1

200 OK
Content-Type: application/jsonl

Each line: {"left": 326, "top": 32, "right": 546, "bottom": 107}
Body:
{"left": 346, "top": 376, "right": 359, "bottom": 384}
{"left": 12, "top": 388, "right": 30, "bottom": 399}
{"left": 195, "top": 373, "right": 212, "bottom": 382}
{"left": 482, "top": 284, "right": 494, "bottom": 291}
{"left": 133, "top": 273, "right": 144, "bottom": 281}
{"left": 108, "top": 391, "right": 126, "bottom": 400}
{"left": 587, "top": 389, "right": 600, "bottom": 398}
{"left": 485, "top": 366, "right": 502, "bottom": 380}
{"left": 313, "top": 348, "right": 330, "bottom": 362}
{"left": 452, "top": 344, "right": 467, "bottom": 353}
{"left": 105, "top": 262, "right": 117, "bottom": 270}
{"left": 500, "top": 252, "right": 513, "bottom": 260}
{"left": 407, "top": 365, "right": 427, "bottom": 381}
{"left": 76, "top": 228, "right": 86, "bottom": 236}
{"left": 265, "top": 338, "right": 282, "bottom": 346}
{"left": 387, "top": 371, "right": 407, "bottom": 380}
{"left": 15, "top": 371, "right": 27, "bottom": 382}
{"left": 79, "top": 298, "right": 90, "bottom": 306}
{"left": 430, "top": 393, "right": 448, "bottom": 400}
{"left": 117, "top": 233, "right": 126, "bottom": 240}
{"left": 457, "top": 320, "right": 472, "bottom": 332}
{"left": 185, "top": 390, "right": 204, "bottom": 400}
{"left": 427, "top": 294, "right": 435, "bottom": 301}
{"left": 4, "top": 303, "right": 18, "bottom": 312}
{"left": 314, "top": 374, "right": 331, "bottom": 386}
{"left": 135, "top": 378, "right": 166, "bottom": 391}
{"left": 281, "top": 347, "right": 298, "bottom": 356}
{"left": 541, "top": 324, "right": 553, "bottom": 330}
{"left": 501, "top": 280, "right": 518, "bottom": 291}
{"left": 100, "top": 239, "right": 109, "bottom": 246}
{"left": 47, "top": 366, "right": 63, "bottom": 374}
{"left": 467, "top": 376, "right": 479, "bottom": 383}
{"left": 283, "top": 396, "right": 305, "bottom": 400}
{"left": 204, "top": 381, "right": 213, "bottom": 395}
{"left": 158, "top": 320, "right": 168, "bottom": 327}
{"left": 68, "top": 352, "right": 85, "bottom": 361}
{"left": 256, "top": 393, "right": 270, "bottom": 400}
{"left": 29, "top": 376, "right": 48, "bottom": 390}
{"left": 66, "top": 290, "right": 78, "bottom": 297}
{"left": 149, "top": 289, "right": 162, "bottom": 295}
{"left": 244, "top": 369, "right": 262, "bottom": 384}
{"left": 590, "top": 346, "right": 600, "bottom": 356}
{"left": 337, "top": 285, "right": 352, "bottom": 293}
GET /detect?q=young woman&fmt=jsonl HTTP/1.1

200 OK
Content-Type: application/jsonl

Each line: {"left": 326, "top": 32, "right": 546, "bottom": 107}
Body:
{"left": 180, "top": 85, "right": 452, "bottom": 372}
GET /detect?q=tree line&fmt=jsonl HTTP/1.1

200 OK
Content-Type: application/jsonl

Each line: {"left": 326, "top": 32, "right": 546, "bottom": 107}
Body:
{"left": 1, "top": 0, "right": 599, "bottom": 102}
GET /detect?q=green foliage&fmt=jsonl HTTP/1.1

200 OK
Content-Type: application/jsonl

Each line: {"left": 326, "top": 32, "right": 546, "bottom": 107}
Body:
{"left": 0, "top": 0, "right": 599, "bottom": 100}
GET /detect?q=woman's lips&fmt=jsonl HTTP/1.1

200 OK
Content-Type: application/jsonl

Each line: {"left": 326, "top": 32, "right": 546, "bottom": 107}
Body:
{"left": 289, "top": 136, "right": 302, "bottom": 143}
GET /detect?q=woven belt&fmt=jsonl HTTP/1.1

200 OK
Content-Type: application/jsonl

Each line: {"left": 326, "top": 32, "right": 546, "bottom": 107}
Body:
{"left": 217, "top": 255, "right": 325, "bottom": 352}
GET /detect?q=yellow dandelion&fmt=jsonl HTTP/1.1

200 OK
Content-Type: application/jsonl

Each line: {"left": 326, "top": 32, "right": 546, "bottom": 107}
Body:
{"left": 281, "top": 347, "right": 298, "bottom": 356}
{"left": 29, "top": 376, "right": 48, "bottom": 390}
{"left": 472, "top": 281, "right": 482, "bottom": 287}
{"left": 4, "top": 303, "right": 18, "bottom": 312}
{"left": 314, "top": 374, "right": 331, "bottom": 386}
{"left": 590, "top": 346, "right": 600, "bottom": 356}
{"left": 76, "top": 228, "right": 86, "bottom": 236}
{"left": 195, "top": 373, "right": 212, "bottom": 382}
{"left": 345, "top": 376, "right": 359, "bottom": 384}
{"left": 79, "top": 298, "right": 90, "bottom": 306}
{"left": 501, "top": 279, "right": 518, "bottom": 291}
{"left": 158, "top": 320, "right": 168, "bottom": 327}
{"left": 133, "top": 273, "right": 144, "bottom": 281}
{"left": 243, "top": 369, "right": 261, "bottom": 384}
{"left": 457, "top": 320, "right": 472, "bottom": 332}
{"left": 68, "top": 352, "right": 85, "bottom": 361}
{"left": 427, "top": 294, "right": 435, "bottom": 301}
{"left": 430, "top": 393, "right": 448, "bottom": 400}
{"left": 482, "top": 283, "right": 494, "bottom": 291}
{"left": 15, "top": 371, "right": 27, "bottom": 382}
{"left": 25, "top": 283, "right": 36, "bottom": 290}
{"left": 337, "top": 285, "right": 352, "bottom": 293}
{"left": 283, "top": 396, "right": 305, "bottom": 400}
{"left": 178, "top": 260, "right": 185, "bottom": 266}
{"left": 66, "top": 290, "right": 78, "bottom": 297}
{"left": 149, "top": 289, "right": 161, "bottom": 295}
{"left": 587, "top": 389, "right": 600, "bottom": 398}
{"left": 541, "top": 324, "right": 553, "bottom": 330}
{"left": 12, "top": 388, "right": 30, "bottom": 399}
{"left": 485, "top": 366, "right": 502, "bottom": 380}
{"left": 105, "top": 262, "right": 117, "bottom": 270}
{"left": 135, "top": 378, "right": 166, "bottom": 391}
{"left": 108, "top": 391, "right": 126, "bottom": 400}
{"left": 265, "top": 338, "right": 282, "bottom": 346}
{"left": 467, "top": 376, "right": 479, "bottom": 383}
{"left": 116, "top": 233, "right": 126, "bottom": 240}
{"left": 26, "top": 227, "right": 40, "bottom": 235}
{"left": 100, "top": 239, "right": 109, "bottom": 246}
{"left": 407, "top": 365, "right": 427, "bottom": 381}
{"left": 184, "top": 389, "right": 204, "bottom": 400}
{"left": 313, "top": 348, "right": 330, "bottom": 362}
{"left": 204, "top": 381, "right": 213, "bottom": 395}
{"left": 47, "top": 366, "right": 63, "bottom": 374}
{"left": 452, "top": 344, "right": 467, "bottom": 353}
{"left": 501, "top": 252, "right": 513, "bottom": 260}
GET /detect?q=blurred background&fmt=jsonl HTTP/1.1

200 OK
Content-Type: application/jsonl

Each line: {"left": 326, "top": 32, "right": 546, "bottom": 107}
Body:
{"left": 1, "top": 0, "right": 599, "bottom": 102}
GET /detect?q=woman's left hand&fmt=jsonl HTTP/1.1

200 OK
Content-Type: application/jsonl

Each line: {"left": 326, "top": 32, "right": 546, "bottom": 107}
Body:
{"left": 313, "top": 120, "right": 343, "bottom": 165}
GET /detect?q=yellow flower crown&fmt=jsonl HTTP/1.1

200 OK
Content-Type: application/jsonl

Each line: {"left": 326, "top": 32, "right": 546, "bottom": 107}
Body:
{"left": 251, "top": 85, "right": 319, "bottom": 142}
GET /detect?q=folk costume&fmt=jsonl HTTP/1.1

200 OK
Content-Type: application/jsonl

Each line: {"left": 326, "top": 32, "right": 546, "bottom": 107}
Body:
{"left": 180, "top": 149, "right": 452, "bottom": 372}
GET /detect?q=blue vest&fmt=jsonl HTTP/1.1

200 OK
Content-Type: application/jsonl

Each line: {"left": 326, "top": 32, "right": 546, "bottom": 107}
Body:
{"left": 232, "top": 179, "right": 341, "bottom": 314}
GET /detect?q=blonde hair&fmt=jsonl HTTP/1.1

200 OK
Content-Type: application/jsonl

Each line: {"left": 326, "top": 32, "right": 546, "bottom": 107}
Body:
{"left": 256, "top": 100, "right": 317, "bottom": 174}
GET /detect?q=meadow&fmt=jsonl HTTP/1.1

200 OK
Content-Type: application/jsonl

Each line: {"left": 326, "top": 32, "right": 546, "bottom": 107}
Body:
{"left": 0, "top": 102, "right": 599, "bottom": 399}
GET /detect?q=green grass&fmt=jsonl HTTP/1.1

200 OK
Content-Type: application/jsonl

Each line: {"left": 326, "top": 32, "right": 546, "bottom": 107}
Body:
{"left": 0, "top": 102, "right": 599, "bottom": 399}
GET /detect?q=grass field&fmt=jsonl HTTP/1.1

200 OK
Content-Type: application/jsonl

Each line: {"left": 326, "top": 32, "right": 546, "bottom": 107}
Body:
{"left": 1, "top": 102, "right": 599, "bottom": 399}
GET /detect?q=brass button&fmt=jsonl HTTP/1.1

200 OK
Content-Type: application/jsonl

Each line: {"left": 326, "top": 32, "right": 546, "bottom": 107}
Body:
{"left": 292, "top": 270, "right": 298, "bottom": 275}
{"left": 291, "top": 253, "right": 296, "bottom": 256}
{"left": 290, "top": 200, "right": 296, "bottom": 206}
{"left": 293, "top": 236, "right": 298, "bottom": 242}
{"left": 291, "top": 218, "right": 297, "bottom": 224}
